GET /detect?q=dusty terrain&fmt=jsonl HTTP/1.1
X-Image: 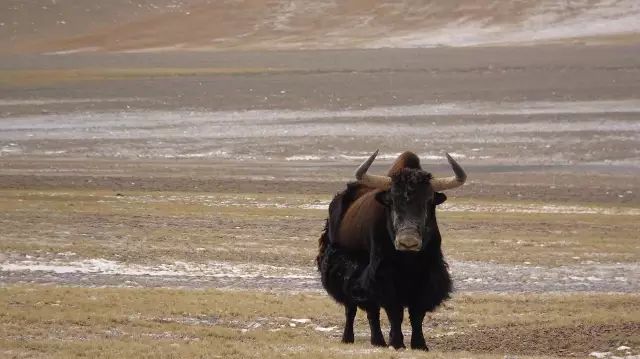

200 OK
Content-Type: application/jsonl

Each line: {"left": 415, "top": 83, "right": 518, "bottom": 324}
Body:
{"left": 1, "top": 3, "right": 640, "bottom": 354}
{"left": 1, "top": 44, "right": 639, "bottom": 358}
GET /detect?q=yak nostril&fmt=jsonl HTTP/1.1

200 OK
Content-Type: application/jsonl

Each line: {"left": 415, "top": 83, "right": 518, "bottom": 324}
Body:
{"left": 395, "top": 233, "right": 422, "bottom": 251}
{"left": 398, "top": 238, "right": 419, "bottom": 247}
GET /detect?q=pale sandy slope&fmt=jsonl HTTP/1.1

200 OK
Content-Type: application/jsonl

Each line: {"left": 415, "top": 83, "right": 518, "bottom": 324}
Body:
{"left": 2, "top": 0, "right": 640, "bottom": 54}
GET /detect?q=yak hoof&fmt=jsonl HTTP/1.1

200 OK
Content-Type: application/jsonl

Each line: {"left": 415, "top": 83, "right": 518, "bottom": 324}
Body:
{"left": 411, "top": 342, "right": 429, "bottom": 351}
{"left": 389, "top": 333, "right": 405, "bottom": 350}
{"left": 371, "top": 337, "right": 387, "bottom": 347}
{"left": 410, "top": 336, "right": 429, "bottom": 351}
{"left": 341, "top": 334, "right": 354, "bottom": 344}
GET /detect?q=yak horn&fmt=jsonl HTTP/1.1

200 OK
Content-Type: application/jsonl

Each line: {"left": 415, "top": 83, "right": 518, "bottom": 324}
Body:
{"left": 430, "top": 153, "right": 467, "bottom": 191}
{"left": 355, "top": 149, "right": 392, "bottom": 190}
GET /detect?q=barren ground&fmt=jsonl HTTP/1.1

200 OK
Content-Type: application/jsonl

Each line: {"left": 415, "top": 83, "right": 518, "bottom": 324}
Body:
{"left": 1, "top": 45, "right": 639, "bottom": 358}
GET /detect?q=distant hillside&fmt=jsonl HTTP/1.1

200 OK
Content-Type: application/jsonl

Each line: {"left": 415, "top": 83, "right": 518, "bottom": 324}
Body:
{"left": 2, "top": 0, "right": 640, "bottom": 54}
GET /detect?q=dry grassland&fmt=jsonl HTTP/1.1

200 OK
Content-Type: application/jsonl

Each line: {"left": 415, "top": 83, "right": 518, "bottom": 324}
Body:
{"left": 1, "top": 286, "right": 638, "bottom": 358}
{"left": 1, "top": 189, "right": 637, "bottom": 267}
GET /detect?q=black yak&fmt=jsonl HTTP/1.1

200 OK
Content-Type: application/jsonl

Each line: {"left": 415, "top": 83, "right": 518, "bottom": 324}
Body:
{"left": 317, "top": 150, "right": 466, "bottom": 350}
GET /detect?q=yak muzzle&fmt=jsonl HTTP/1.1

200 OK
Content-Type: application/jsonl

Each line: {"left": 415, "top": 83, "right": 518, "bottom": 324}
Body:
{"left": 394, "top": 231, "right": 422, "bottom": 252}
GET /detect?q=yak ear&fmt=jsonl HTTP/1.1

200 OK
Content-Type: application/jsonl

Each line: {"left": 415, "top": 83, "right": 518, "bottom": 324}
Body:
{"left": 375, "top": 190, "right": 391, "bottom": 207}
{"left": 434, "top": 192, "right": 447, "bottom": 205}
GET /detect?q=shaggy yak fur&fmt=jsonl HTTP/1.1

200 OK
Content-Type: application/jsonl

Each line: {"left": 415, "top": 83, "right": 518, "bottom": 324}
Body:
{"left": 316, "top": 152, "right": 452, "bottom": 350}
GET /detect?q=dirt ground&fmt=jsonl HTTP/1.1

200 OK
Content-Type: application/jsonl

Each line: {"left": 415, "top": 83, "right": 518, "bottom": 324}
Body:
{"left": 1, "top": 44, "right": 639, "bottom": 358}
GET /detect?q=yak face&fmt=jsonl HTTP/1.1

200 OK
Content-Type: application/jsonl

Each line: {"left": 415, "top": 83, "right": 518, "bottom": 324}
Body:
{"left": 354, "top": 149, "right": 463, "bottom": 251}
{"left": 375, "top": 168, "right": 438, "bottom": 252}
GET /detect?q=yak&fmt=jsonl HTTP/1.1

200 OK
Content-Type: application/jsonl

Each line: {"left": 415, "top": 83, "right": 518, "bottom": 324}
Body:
{"left": 317, "top": 150, "right": 466, "bottom": 350}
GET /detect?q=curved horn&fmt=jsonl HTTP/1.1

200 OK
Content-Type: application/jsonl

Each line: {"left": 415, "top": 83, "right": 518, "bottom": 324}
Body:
{"left": 431, "top": 153, "right": 467, "bottom": 191}
{"left": 355, "top": 149, "right": 392, "bottom": 190}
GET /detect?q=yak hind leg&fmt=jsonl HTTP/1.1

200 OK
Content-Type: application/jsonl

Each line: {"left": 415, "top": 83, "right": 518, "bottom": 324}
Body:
{"left": 365, "top": 306, "right": 386, "bottom": 347}
{"left": 341, "top": 304, "right": 357, "bottom": 343}
{"left": 385, "top": 305, "right": 406, "bottom": 349}
{"left": 408, "top": 306, "right": 429, "bottom": 351}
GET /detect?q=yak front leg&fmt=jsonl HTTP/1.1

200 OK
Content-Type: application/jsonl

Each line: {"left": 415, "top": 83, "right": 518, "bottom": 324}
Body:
{"left": 408, "top": 306, "right": 429, "bottom": 350}
{"left": 385, "top": 305, "right": 405, "bottom": 349}
{"left": 365, "top": 306, "right": 386, "bottom": 347}
{"left": 342, "top": 304, "right": 357, "bottom": 343}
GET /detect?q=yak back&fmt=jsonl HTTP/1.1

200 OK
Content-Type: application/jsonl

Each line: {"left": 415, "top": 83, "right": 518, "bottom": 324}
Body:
{"left": 335, "top": 188, "right": 386, "bottom": 252}
{"left": 316, "top": 182, "right": 377, "bottom": 269}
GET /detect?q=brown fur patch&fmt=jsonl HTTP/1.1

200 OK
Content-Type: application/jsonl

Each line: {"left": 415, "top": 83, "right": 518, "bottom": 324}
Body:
{"left": 387, "top": 151, "right": 422, "bottom": 177}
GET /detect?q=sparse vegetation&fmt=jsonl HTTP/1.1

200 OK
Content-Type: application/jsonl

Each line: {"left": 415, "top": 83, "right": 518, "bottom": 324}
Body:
{"left": 1, "top": 286, "right": 638, "bottom": 358}
{"left": 1, "top": 189, "right": 637, "bottom": 266}
{"left": 2, "top": 186, "right": 638, "bottom": 357}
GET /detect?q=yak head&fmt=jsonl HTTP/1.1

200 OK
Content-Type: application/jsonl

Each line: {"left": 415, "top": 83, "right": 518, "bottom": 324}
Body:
{"left": 355, "top": 150, "right": 466, "bottom": 252}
